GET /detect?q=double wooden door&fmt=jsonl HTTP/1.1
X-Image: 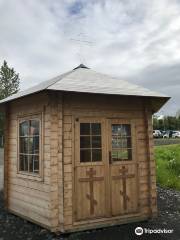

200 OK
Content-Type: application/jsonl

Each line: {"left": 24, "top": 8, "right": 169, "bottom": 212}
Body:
{"left": 74, "top": 118, "right": 139, "bottom": 221}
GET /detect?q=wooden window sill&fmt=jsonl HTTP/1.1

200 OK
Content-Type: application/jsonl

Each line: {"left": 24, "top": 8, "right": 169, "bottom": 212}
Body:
{"left": 17, "top": 172, "right": 43, "bottom": 182}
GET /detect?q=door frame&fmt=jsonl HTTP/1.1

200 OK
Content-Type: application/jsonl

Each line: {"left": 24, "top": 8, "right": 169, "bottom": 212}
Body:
{"left": 73, "top": 116, "right": 140, "bottom": 223}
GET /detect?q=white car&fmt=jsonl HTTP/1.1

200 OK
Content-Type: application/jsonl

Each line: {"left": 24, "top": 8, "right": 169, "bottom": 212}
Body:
{"left": 172, "top": 131, "right": 180, "bottom": 138}
{"left": 153, "top": 130, "right": 162, "bottom": 138}
{"left": 163, "top": 132, "right": 170, "bottom": 138}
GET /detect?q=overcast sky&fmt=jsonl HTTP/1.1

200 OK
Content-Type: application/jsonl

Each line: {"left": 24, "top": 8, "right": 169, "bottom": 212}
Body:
{"left": 0, "top": 0, "right": 180, "bottom": 115}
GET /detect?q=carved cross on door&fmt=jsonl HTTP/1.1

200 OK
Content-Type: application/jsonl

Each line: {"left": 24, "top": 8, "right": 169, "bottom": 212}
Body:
{"left": 112, "top": 166, "right": 135, "bottom": 210}
{"left": 79, "top": 168, "right": 104, "bottom": 215}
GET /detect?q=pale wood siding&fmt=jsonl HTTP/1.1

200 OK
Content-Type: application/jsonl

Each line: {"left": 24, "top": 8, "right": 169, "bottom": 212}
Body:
{"left": 4, "top": 105, "right": 9, "bottom": 208}
{"left": 63, "top": 95, "right": 74, "bottom": 229}
{"left": 57, "top": 95, "right": 64, "bottom": 231}
{"left": 49, "top": 93, "right": 64, "bottom": 231}
{"left": 62, "top": 93, "right": 157, "bottom": 231}
{"left": 5, "top": 90, "right": 157, "bottom": 233}
{"left": 5, "top": 92, "right": 63, "bottom": 230}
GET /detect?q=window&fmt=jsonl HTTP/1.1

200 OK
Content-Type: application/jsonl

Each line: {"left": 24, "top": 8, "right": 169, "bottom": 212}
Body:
{"left": 111, "top": 124, "right": 132, "bottom": 161}
{"left": 19, "top": 117, "right": 41, "bottom": 174}
{"left": 80, "top": 123, "right": 102, "bottom": 162}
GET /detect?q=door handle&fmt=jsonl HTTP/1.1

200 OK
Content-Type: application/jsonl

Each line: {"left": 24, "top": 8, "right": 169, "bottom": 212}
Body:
{"left": 109, "top": 151, "right": 112, "bottom": 164}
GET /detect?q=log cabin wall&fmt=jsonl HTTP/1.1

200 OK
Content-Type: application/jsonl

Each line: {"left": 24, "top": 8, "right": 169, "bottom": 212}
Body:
{"left": 5, "top": 92, "right": 63, "bottom": 231}
{"left": 49, "top": 92, "right": 63, "bottom": 231}
{"left": 61, "top": 92, "right": 157, "bottom": 232}
{"left": 4, "top": 90, "right": 157, "bottom": 232}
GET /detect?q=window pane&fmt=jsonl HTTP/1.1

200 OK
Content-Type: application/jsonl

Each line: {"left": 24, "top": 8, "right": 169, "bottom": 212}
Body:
{"left": 80, "top": 123, "right": 90, "bottom": 135}
{"left": 112, "top": 149, "right": 132, "bottom": 161}
{"left": 124, "top": 124, "right": 131, "bottom": 136}
{"left": 92, "top": 136, "right": 101, "bottom": 148}
{"left": 80, "top": 149, "right": 91, "bottom": 162}
{"left": 91, "top": 123, "right": 101, "bottom": 135}
{"left": 92, "top": 149, "right": 102, "bottom": 162}
{"left": 80, "top": 136, "right": 91, "bottom": 148}
{"left": 112, "top": 136, "right": 119, "bottom": 148}
{"left": 30, "top": 120, "right": 39, "bottom": 135}
{"left": 34, "top": 158, "right": 39, "bottom": 173}
{"left": 112, "top": 150, "right": 118, "bottom": 161}
{"left": 20, "top": 137, "right": 28, "bottom": 153}
{"left": 112, "top": 150, "right": 126, "bottom": 161}
{"left": 19, "top": 121, "right": 29, "bottom": 136}
{"left": 119, "top": 149, "right": 128, "bottom": 159}
{"left": 127, "top": 149, "right": 132, "bottom": 160}
{"left": 29, "top": 137, "right": 39, "bottom": 154}
{"left": 112, "top": 124, "right": 131, "bottom": 137}
{"left": 112, "top": 125, "right": 120, "bottom": 135}
{"left": 120, "top": 138, "right": 128, "bottom": 148}
{"left": 29, "top": 155, "right": 39, "bottom": 173}
{"left": 29, "top": 155, "right": 33, "bottom": 173}
{"left": 19, "top": 155, "right": 28, "bottom": 171}
{"left": 112, "top": 137, "right": 131, "bottom": 148}
{"left": 111, "top": 124, "right": 132, "bottom": 161}
{"left": 127, "top": 137, "right": 132, "bottom": 148}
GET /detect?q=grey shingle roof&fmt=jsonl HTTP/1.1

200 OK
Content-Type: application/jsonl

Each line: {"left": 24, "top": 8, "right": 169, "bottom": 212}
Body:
{"left": 0, "top": 64, "right": 169, "bottom": 104}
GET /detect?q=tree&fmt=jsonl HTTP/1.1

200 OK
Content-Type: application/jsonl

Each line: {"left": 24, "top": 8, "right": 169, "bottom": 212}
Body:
{"left": 153, "top": 115, "right": 180, "bottom": 131}
{"left": 0, "top": 61, "right": 20, "bottom": 144}
{"left": 153, "top": 117, "right": 159, "bottom": 130}
{"left": 0, "top": 60, "right": 20, "bottom": 100}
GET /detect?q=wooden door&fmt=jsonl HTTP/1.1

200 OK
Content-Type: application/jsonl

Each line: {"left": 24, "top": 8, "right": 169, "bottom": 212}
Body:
{"left": 74, "top": 118, "right": 139, "bottom": 222}
{"left": 109, "top": 119, "right": 139, "bottom": 216}
{"left": 74, "top": 118, "right": 107, "bottom": 221}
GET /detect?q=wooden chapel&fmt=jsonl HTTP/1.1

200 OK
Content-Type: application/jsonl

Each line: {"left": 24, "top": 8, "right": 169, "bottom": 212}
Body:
{"left": 0, "top": 64, "right": 169, "bottom": 232}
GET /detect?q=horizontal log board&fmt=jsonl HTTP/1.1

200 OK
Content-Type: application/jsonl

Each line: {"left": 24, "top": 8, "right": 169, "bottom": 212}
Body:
{"left": 5, "top": 93, "right": 63, "bottom": 229}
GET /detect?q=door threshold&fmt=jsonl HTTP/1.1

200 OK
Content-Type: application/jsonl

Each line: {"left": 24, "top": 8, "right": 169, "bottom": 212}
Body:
{"left": 74, "top": 212, "right": 141, "bottom": 226}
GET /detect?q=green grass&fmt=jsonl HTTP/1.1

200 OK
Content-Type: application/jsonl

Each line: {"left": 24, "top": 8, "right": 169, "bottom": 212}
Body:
{"left": 155, "top": 144, "right": 180, "bottom": 190}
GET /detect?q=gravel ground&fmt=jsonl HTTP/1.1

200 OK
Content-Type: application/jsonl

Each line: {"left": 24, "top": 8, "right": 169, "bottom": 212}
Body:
{"left": 0, "top": 186, "right": 179, "bottom": 240}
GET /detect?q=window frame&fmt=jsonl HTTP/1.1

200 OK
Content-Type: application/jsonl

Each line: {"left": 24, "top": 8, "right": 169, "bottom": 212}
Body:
{"left": 109, "top": 119, "right": 136, "bottom": 165}
{"left": 111, "top": 123, "right": 132, "bottom": 161}
{"left": 80, "top": 122, "right": 102, "bottom": 163}
{"left": 17, "top": 113, "right": 43, "bottom": 180}
{"left": 75, "top": 118, "right": 105, "bottom": 166}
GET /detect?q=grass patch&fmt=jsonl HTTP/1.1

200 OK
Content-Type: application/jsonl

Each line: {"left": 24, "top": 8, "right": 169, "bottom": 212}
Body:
{"left": 155, "top": 144, "right": 180, "bottom": 190}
